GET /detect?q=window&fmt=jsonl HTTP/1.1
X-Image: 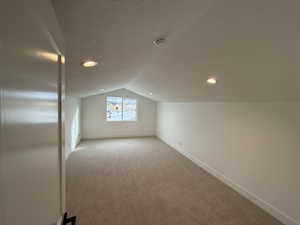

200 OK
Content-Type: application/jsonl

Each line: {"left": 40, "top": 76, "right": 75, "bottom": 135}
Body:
{"left": 106, "top": 96, "right": 137, "bottom": 121}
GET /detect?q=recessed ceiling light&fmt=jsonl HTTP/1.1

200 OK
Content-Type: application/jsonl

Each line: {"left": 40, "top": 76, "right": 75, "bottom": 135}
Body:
{"left": 207, "top": 77, "right": 217, "bottom": 84}
{"left": 149, "top": 92, "right": 153, "bottom": 95}
{"left": 81, "top": 59, "right": 98, "bottom": 67}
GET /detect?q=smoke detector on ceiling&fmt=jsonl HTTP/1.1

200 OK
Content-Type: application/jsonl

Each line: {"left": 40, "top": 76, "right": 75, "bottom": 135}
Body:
{"left": 153, "top": 37, "right": 166, "bottom": 46}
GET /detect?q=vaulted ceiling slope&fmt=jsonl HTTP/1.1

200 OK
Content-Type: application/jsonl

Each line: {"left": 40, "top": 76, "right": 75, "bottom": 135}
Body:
{"left": 53, "top": 0, "right": 300, "bottom": 102}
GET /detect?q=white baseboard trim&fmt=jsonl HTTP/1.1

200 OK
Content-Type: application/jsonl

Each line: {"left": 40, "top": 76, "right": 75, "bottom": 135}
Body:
{"left": 81, "top": 135, "right": 156, "bottom": 141}
{"left": 164, "top": 141, "right": 299, "bottom": 225}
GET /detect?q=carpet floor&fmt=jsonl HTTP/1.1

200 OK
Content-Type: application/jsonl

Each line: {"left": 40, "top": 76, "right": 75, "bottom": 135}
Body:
{"left": 66, "top": 137, "right": 283, "bottom": 225}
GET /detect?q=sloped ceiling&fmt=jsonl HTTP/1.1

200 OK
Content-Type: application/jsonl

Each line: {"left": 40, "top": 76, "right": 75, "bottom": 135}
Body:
{"left": 53, "top": 0, "right": 300, "bottom": 102}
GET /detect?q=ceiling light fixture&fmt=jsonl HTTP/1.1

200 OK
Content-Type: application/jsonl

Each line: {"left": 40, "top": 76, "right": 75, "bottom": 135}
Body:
{"left": 100, "top": 89, "right": 105, "bottom": 91}
{"left": 207, "top": 77, "right": 217, "bottom": 85}
{"left": 149, "top": 92, "right": 153, "bottom": 95}
{"left": 81, "top": 59, "right": 98, "bottom": 67}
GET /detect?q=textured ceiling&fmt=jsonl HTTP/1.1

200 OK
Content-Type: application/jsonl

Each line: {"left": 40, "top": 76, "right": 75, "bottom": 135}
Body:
{"left": 53, "top": 0, "right": 300, "bottom": 101}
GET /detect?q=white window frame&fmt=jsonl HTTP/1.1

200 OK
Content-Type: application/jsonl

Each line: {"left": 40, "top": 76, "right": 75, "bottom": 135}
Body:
{"left": 105, "top": 96, "right": 138, "bottom": 122}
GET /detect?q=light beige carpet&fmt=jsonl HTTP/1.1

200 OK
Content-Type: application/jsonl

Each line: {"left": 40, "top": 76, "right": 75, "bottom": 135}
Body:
{"left": 66, "top": 137, "right": 283, "bottom": 225}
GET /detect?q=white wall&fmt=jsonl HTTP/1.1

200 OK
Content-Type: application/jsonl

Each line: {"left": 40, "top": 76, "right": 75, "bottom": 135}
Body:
{"left": 82, "top": 89, "right": 156, "bottom": 139}
{"left": 65, "top": 97, "right": 81, "bottom": 157}
{"left": 157, "top": 102, "right": 300, "bottom": 225}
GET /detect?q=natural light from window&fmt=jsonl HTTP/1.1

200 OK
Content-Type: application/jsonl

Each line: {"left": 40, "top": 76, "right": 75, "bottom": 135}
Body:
{"left": 106, "top": 96, "right": 137, "bottom": 121}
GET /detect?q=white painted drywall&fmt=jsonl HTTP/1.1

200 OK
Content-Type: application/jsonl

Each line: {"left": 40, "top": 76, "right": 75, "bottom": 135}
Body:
{"left": 65, "top": 96, "right": 81, "bottom": 157}
{"left": 157, "top": 102, "right": 300, "bottom": 225}
{"left": 81, "top": 89, "right": 156, "bottom": 139}
{"left": 53, "top": 0, "right": 300, "bottom": 101}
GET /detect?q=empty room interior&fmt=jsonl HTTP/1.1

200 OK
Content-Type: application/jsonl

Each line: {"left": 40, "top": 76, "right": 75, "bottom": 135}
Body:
{"left": 0, "top": 0, "right": 299, "bottom": 225}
